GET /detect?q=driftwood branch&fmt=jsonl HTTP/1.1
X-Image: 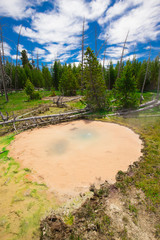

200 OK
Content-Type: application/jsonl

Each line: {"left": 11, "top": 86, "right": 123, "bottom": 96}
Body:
{"left": 12, "top": 112, "right": 18, "bottom": 133}
{"left": 0, "top": 111, "right": 9, "bottom": 121}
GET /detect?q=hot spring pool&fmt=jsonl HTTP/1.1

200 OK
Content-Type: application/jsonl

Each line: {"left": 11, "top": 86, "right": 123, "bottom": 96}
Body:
{"left": 8, "top": 120, "right": 142, "bottom": 197}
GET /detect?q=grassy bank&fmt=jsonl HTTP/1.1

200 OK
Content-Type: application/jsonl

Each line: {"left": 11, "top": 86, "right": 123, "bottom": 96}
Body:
{"left": 0, "top": 90, "right": 52, "bottom": 115}
{"left": 0, "top": 134, "right": 59, "bottom": 240}
{"left": 108, "top": 115, "right": 160, "bottom": 210}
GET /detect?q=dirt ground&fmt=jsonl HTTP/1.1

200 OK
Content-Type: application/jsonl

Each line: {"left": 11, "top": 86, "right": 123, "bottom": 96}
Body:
{"left": 8, "top": 120, "right": 142, "bottom": 199}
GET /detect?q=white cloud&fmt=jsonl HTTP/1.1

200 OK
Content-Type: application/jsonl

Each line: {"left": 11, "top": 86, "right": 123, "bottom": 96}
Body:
{"left": 4, "top": 0, "right": 159, "bottom": 64}
{"left": 0, "top": 0, "right": 34, "bottom": 19}
{"left": 18, "top": 44, "right": 25, "bottom": 52}
{"left": 1, "top": 42, "right": 11, "bottom": 57}
{"left": 105, "top": 46, "right": 129, "bottom": 59}
{"left": 98, "top": 0, "right": 142, "bottom": 25}
{"left": 123, "top": 53, "right": 144, "bottom": 61}
{"left": 56, "top": 0, "right": 110, "bottom": 20}
{"left": 13, "top": 0, "right": 110, "bottom": 45}
{"left": 70, "top": 62, "right": 80, "bottom": 67}
{"left": 144, "top": 46, "right": 160, "bottom": 51}
{"left": 12, "top": 0, "right": 111, "bottom": 62}
{"left": 33, "top": 47, "right": 46, "bottom": 56}
{"left": 0, "top": 0, "right": 48, "bottom": 19}
{"left": 99, "top": 0, "right": 160, "bottom": 46}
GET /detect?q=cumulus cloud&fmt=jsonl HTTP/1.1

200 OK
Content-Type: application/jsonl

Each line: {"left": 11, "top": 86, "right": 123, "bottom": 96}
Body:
{"left": 0, "top": 0, "right": 33, "bottom": 19}
{"left": 12, "top": 0, "right": 110, "bottom": 62}
{"left": 0, "top": 0, "right": 48, "bottom": 19}
{"left": 99, "top": 0, "right": 160, "bottom": 45}
{"left": 33, "top": 47, "right": 46, "bottom": 56}
{"left": 2, "top": 0, "right": 160, "bottom": 63}
{"left": 1, "top": 42, "right": 12, "bottom": 57}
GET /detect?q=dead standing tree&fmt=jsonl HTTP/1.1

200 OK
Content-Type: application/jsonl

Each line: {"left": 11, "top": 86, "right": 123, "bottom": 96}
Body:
{"left": 0, "top": 49, "right": 8, "bottom": 102}
{"left": 102, "top": 43, "right": 107, "bottom": 82}
{"left": 81, "top": 18, "right": 85, "bottom": 94}
{"left": 0, "top": 24, "right": 5, "bottom": 66}
{"left": 117, "top": 31, "right": 129, "bottom": 79}
{"left": 15, "top": 25, "right": 22, "bottom": 90}
{"left": 95, "top": 24, "right": 97, "bottom": 57}
{"left": 0, "top": 23, "right": 5, "bottom": 97}
{"left": 37, "top": 51, "right": 39, "bottom": 70}
{"left": 140, "top": 44, "right": 151, "bottom": 103}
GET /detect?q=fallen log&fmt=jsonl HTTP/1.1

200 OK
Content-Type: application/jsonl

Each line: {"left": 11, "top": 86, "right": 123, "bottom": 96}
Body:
{"left": 0, "top": 109, "right": 88, "bottom": 125}
{"left": 106, "top": 100, "right": 160, "bottom": 117}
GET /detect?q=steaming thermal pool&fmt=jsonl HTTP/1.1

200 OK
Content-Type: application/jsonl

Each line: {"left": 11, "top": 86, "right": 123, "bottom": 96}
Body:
{"left": 8, "top": 120, "right": 142, "bottom": 196}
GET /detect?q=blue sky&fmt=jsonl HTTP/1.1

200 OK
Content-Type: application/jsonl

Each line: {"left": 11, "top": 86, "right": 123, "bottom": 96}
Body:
{"left": 0, "top": 0, "right": 160, "bottom": 67}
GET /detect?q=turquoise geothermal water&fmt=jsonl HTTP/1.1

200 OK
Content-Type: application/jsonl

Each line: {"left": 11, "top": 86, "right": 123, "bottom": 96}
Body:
{"left": 50, "top": 128, "right": 97, "bottom": 155}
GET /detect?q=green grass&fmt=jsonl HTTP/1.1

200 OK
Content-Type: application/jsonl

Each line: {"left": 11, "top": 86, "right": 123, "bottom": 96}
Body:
{"left": 138, "top": 106, "right": 160, "bottom": 116}
{"left": 0, "top": 90, "right": 52, "bottom": 115}
{"left": 138, "top": 91, "right": 158, "bottom": 103}
{"left": 106, "top": 116, "right": 160, "bottom": 212}
{"left": 67, "top": 100, "right": 86, "bottom": 109}
{"left": 0, "top": 133, "right": 59, "bottom": 240}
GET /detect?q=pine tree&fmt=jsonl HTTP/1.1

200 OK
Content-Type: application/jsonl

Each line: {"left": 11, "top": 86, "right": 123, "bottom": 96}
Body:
{"left": 114, "top": 60, "right": 138, "bottom": 109}
{"left": 51, "top": 60, "right": 62, "bottom": 90}
{"left": 42, "top": 65, "right": 52, "bottom": 90}
{"left": 59, "top": 64, "right": 77, "bottom": 96}
{"left": 21, "top": 50, "right": 32, "bottom": 69}
{"left": 32, "top": 68, "right": 44, "bottom": 88}
{"left": 84, "top": 47, "right": 108, "bottom": 110}
{"left": 105, "top": 61, "right": 116, "bottom": 89}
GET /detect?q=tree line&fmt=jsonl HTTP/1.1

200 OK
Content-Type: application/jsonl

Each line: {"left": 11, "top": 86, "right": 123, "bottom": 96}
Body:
{"left": 0, "top": 47, "right": 159, "bottom": 110}
{"left": 2, "top": 49, "right": 159, "bottom": 92}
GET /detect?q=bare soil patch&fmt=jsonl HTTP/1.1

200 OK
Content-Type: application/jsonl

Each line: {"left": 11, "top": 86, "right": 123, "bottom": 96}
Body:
{"left": 8, "top": 120, "right": 142, "bottom": 198}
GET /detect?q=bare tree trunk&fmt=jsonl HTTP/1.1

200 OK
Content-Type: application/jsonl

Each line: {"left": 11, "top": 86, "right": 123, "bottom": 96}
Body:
{"left": 0, "top": 25, "right": 5, "bottom": 65}
{"left": 117, "top": 31, "right": 129, "bottom": 79}
{"left": 0, "top": 24, "right": 5, "bottom": 96}
{"left": 102, "top": 44, "right": 106, "bottom": 81}
{"left": 96, "top": 37, "right": 108, "bottom": 58}
{"left": 0, "top": 49, "right": 8, "bottom": 102}
{"left": 37, "top": 51, "right": 39, "bottom": 70}
{"left": 108, "top": 62, "right": 111, "bottom": 90}
{"left": 31, "top": 50, "right": 34, "bottom": 68}
{"left": 140, "top": 45, "right": 151, "bottom": 103}
{"left": 95, "top": 24, "right": 97, "bottom": 57}
{"left": 81, "top": 18, "right": 85, "bottom": 94}
{"left": 10, "top": 57, "right": 13, "bottom": 91}
{"left": 15, "top": 25, "right": 22, "bottom": 90}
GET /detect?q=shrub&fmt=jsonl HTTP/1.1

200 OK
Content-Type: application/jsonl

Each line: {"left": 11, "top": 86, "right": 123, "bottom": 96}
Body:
{"left": 25, "top": 79, "right": 34, "bottom": 97}
{"left": 31, "top": 91, "right": 41, "bottom": 100}
{"left": 25, "top": 79, "right": 41, "bottom": 100}
{"left": 50, "top": 87, "right": 56, "bottom": 97}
